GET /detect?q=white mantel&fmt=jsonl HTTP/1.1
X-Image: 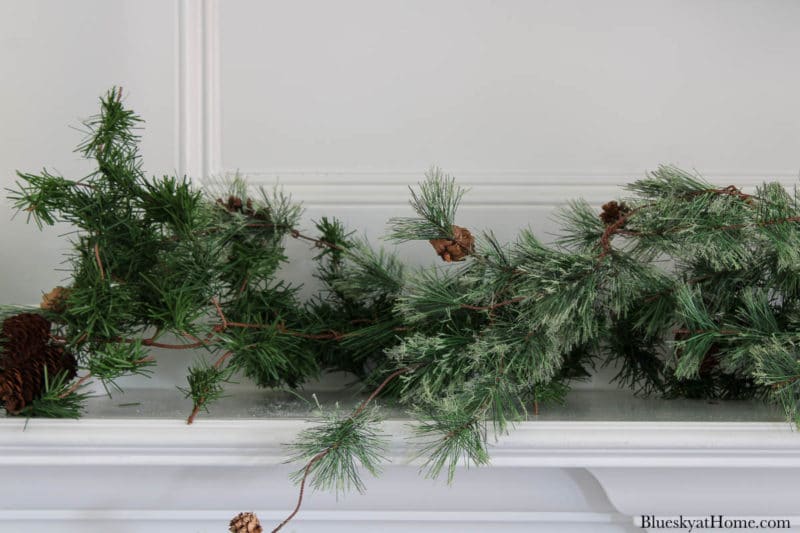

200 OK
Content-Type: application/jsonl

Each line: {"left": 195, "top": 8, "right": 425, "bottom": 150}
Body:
{"left": 1, "top": 390, "right": 798, "bottom": 532}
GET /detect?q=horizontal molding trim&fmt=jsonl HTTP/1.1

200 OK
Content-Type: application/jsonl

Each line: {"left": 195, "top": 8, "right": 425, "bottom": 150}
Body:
{"left": 3, "top": 419, "right": 799, "bottom": 468}
{"left": 0, "top": 509, "right": 626, "bottom": 524}
{"left": 212, "top": 170, "right": 800, "bottom": 206}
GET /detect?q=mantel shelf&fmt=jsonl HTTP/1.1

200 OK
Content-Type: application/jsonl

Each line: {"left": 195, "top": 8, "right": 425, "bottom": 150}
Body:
{"left": 2, "top": 388, "right": 799, "bottom": 532}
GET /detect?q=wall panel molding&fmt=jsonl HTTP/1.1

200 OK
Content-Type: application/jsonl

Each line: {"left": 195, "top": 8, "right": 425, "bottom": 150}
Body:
{"left": 178, "top": 0, "right": 221, "bottom": 180}
{"left": 233, "top": 170, "right": 800, "bottom": 206}
{"left": 185, "top": 1, "right": 800, "bottom": 207}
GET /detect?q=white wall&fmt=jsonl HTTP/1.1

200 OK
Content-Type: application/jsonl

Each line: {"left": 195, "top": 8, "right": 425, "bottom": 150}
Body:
{"left": 0, "top": 0, "right": 178, "bottom": 305}
{"left": 1, "top": 0, "right": 799, "bottom": 380}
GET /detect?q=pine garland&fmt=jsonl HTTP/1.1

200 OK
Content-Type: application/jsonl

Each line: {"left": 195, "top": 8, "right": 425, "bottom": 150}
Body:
{"left": 270, "top": 166, "right": 800, "bottom": 530}
{"left": 3, "top": 90, "right": 800, "bottom": 532}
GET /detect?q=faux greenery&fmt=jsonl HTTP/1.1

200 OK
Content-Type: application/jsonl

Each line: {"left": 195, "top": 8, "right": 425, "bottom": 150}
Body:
{"left": 5, "top": 88, "right": 342, "bottom": 423}
{"left": 277, "top": 166, "right": 800, "bottom": 527}
{"left": 4, "top": 90, "right": 800, "bottom": 532}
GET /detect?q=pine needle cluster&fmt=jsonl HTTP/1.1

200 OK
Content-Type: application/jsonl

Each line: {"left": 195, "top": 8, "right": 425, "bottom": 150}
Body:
{"left": 6, "top": 88, "right": 323, "bottom": 419}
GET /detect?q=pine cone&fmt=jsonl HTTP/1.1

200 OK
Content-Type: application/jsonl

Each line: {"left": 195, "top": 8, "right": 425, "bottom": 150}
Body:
{"left": 429, "top": 225, "right": 475, "bottom": 262}
{"left": 41, "top": 286, "right": 71, "bottom": 313}
{"left": 600, "top": 201, "right": 631, "bottom": 226}
{"left": 229, "top": 512, "right": 263, "bottom": 533}
{"left": 2, "top": 313, "right": 51, "bottom": 348}
{"left": 217, "top": 195, "right": 273, "bottom": 222}
{"left": 0, "top": 347, "right": 78, "bottom": 414}
{"left": 0, "top": 313, "right": 78, "bottom": 414}
{"left": 1, "top": 313, "right": 52, "bottom": 364}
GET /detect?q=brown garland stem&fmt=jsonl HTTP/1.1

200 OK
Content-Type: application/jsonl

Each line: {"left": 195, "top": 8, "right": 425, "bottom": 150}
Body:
{"left": 93, "top": 242, "right": 105, "bottom": 280}
{"left": 271, "top": 366, "right": 413, "bottom": 533}
{"left": 597, "top": 205, "right": 649, "bottom": 259}
{"left": 212, "top": 296, "right": 348, "bottom": 339}
{"left": 289, "top": 228, "right": 345, "bottom": 252}
{"left": 51, "top": 334, "right": 217, "bottom": 351}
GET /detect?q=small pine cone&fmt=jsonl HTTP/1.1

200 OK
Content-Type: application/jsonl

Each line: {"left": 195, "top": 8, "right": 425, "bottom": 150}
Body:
{"left": 600, "top": 201, "right": 631, "bottom": 226}
{"left": 41, "top": 286, "right": 71, "bottom": 313}
{"left": 229, "top": 512, "right": 263, "bottom": 533}
{"left": 227, "top": 195, "right": 244, "bottom": 212}
{"left": 429, "top": 225, "right": 475, "bottom": 262}
{"left": 217, "top": 196, "right": 244, "bottom": 214}
{"left": 243, "top": 198, "right": 255, "bottom": 215}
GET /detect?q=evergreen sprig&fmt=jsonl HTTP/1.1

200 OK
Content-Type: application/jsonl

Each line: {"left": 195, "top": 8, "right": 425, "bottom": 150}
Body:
{"left": 388, "top": 167, "right": 468, "bottom": 242}
{"left": 288, "top": 404, "right": 387, "bottom": 495}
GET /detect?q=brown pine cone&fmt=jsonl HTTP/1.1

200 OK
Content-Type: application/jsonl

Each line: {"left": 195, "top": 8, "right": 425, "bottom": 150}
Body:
{"left": 600, "top": 201, "right": 631, "bottom": 226}
{"left": 229, "top": 512, "right": 263, "bottom": 533}
{"left": 429, "top": 225, "right": 475, "bottom": 262}
{"left": 0, "top": 314, "right": 78, "bottom": 414}
{"left": 217, "top": 195, "right": 274, "bottom": 222}
{"left": 1, "top": 313, "right": 51, "bottom": 348}
{"left": 1, "top": 313, "right": 52, "bottom": 365}
{"left": 0, "top": 349, "right": 78, "bottom": 414}
{"left": 41, "top": 286, "right": 71, "bottom": 313}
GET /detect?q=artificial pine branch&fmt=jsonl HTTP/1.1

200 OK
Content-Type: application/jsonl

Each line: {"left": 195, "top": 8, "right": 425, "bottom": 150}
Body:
{"left": 283, "top": 166, "right": 800, "bottom": 518}
{"left": 271, "top": 367, "right": 412, "bottom": 532}
{"left": 3, "top": 89, "right": 352, "bottom": 421}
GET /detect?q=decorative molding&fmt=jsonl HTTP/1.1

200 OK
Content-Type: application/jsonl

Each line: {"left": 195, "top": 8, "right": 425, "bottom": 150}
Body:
{"left": 0, "top": 509, "right": 627, "bottom": 526}
{"left": 2, "top": 419, "right": 798, "bottom": 468}
{"left": 224, "top": 170, "right": 800, "bottom": 206}
{"left": 177, "top": 0, "right": 221, "bottom": 180}
{"left": 2, "top": 418, "right": 799, "bottom": 531}
{"left": 184, "top": 3, "right": 800, "bottom": 206}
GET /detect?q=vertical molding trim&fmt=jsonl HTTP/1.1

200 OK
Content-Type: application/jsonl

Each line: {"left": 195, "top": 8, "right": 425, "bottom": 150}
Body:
{"left": 177, "top": 0, "right": 221, "bottom": 180}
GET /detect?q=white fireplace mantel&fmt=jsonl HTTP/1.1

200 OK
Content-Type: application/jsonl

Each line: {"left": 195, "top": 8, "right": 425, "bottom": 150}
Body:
{"left": 2, "top": 389, "right": 799, "bottom": 532}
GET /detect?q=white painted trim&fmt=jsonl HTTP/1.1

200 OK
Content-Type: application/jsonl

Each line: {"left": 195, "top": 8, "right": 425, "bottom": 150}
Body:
{"left": 2, "top": 418, "right": 798, "bottom": 529}
{"left": 2, "top": 419, "right": 797, "bottom": 468}
{"left": 0, "top": 509, "right": 626, "bottom": 524}
{"left": 177, "top": 0, "right": 220, "bottom": 180}
{"left": 217, "top": 170, "right": 800, "bottom": 206}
